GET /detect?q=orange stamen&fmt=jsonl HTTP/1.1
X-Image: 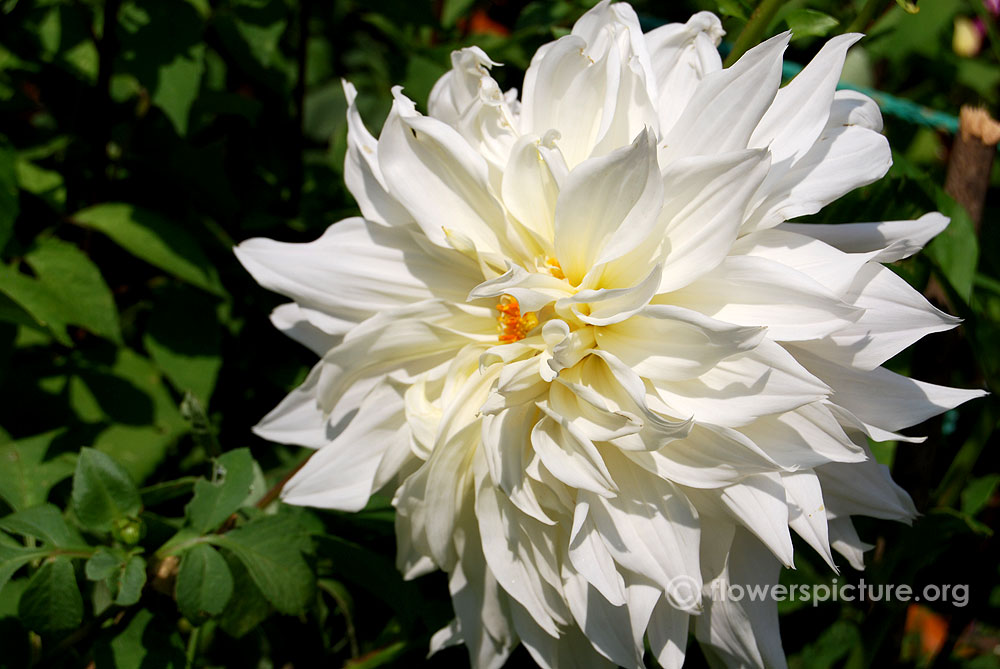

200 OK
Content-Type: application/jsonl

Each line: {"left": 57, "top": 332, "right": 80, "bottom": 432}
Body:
{"left": 496, "top": 295, "right": 537, "bottom": 343}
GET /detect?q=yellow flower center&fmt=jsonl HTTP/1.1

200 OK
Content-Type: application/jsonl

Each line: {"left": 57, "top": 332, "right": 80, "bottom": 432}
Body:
{"left": 496, "top": 295, "right": 538, "bottom": 343}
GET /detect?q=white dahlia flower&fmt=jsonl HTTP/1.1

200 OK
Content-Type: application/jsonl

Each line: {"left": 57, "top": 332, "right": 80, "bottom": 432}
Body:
{"left": 236, "top": 3, "right": 986, "bottom": 667}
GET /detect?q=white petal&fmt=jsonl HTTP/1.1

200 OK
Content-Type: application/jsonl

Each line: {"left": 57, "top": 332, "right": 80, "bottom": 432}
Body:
{"left": 647, "top": 596, "right": 690, "bottom": 669}
{"left": 531, "top": 414, "right": 618, "bottom": 497}
{"left": 817, "top": 448, "right": 917, "bottom": 522}
{"left": 594, "top": 304, "right": 765, "bottom": 383}
{"left": 657, "top": 149, "right": 771, "bottom": 293}
{"left": 520, "top": 34, "right": 612, "bottom": 168}
{"left": 660, "top": 32, "right": 787, "bottom": 164}
{"left": 554, "top": 129, "right": 663, "bottom": 285}
{"left": 235, "top": 218, "right": 475, "bottom": 332}
{"left": 343, "top": 81, "right": 410, "bottom": 225}
{"left": 791, "top": 263, "right": 960, "bottom": 370}
{"left": 782, "top": 469, "right": 836, "bottom": 570}
{"left": 568, "top": 501, "right": 627, "bottom": 606}
{"left": 731, "top": 228, "right": 876, "bottom": 297}
{"left": 622, "top": 422, "right": 779, "bottom": 488}
{"left": 778, "top": 211, "right": 949, "bottom": 262}
{"left": 788, "top": 345, "right": 987, "bottom": 432}
{"left": 252, "top": 364, "right": 330, "bottom": 449}
{"left": 829, "top": 516, "right": 873, "bottom": 571}
{"left": 737, "top": 402, "right": 865, "bottom": 469}
{"left": 281, "top": 381, "right": 406, "bottom": 511}
{"left": 645, "top": 12, "right": 724, "bottom": 133}
{"left": 501, "top": 134, "right": 562, "bottom": 247}
{"left": 584, "top": 450, "right": 702, "bottom": 609}
{"left": 650, "top": 339, "right": 830, "bottom": 428}
{"left": 665, "top": 254, "right": 863, "bottom": 341}
{"left": 742, "top": 123, "right": 891, "bottom": 234}
{"left": 378, "top": 90, "right": 512, "bottom": 258}
{"left": 750, "top": 34, "right": 862, "bottom": 164}
{"left": 269, "top": 302, "right": 342, "bottom": 356}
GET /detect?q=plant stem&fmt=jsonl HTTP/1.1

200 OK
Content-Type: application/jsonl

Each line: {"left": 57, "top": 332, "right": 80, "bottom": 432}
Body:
{"left": 845, "top": 0, "right": 891, "bottom": 34}
{"left": 723, "top": 0, "right": 786, "bottom": 67}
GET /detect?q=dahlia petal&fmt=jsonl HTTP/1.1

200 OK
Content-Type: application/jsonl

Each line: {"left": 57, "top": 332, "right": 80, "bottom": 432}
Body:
{"left": 660, "top": 32, "right": 787, "bottom": 164}
{"left": 715, "top": 473, "right": 795, "bottom": 567}
{"left": 829, "top": 88, "right": 883, "bottom": 131}
{"left": 743, "top": 123, "right": 891, "bottom": 234}
{"left": 560, "top": 263, "right": 662, "bottom": 326}
{"left": 482, "top": 406, "right": 557, "bottom": 526}
{"left": 252, "top": 364, "right": 330, "bottom": 449}
{"left": 818, "top": 449, "right": 918, "bottom": 522}
{"left": 281, "top": 381, "right": 407, "bottom": 511}
{"left": 782, "top": 469, "right": 836, "bottom": 570}
{"left": 731, "top": 228, "right": 876, "bottom": 297}
{"left": 428, "top": 46, "right": 500, "bottom": 126}
{"left": 650, "top": 339, "right": 830, "bottom": 428}
{"left": 647, "top": 596, "right": 689, "bottom": 669}
{"left": 316, "top": 301, "right": 493, "bottom": 412}
{"left": 789, "top": 346, "right": 987, "bottom": 432}
{"left": 778, "top": 211, "right": 949, "bottom": 262}
{"left": 520, "top": 35, "right": 612, "bottom": 168}
{"left": 568, "top": 501, "right": 627, "bottom": 606}
{"left": 585, "top": 452, "right": 702, "bottom": 610}
{"left": 235, "top": 218, "right": 458, "bottom": 332}
{"left": 269, "top": 302, "right": 342, "bottom": 356}
{"left": 343, "top": 81, "right": 411, "bottom": 225}
{"left": 829, "top": 516, "right": 873, "bottom": 571}
{"left": 448, "top": 516, "right": 517, "bottom": 669}
{"left": 475, "top": 474, "right": 565, "bottom": 636}
{"left": 554, "top": 128, "right": 663, "bottom": 285}
{"left": 594, "top": 304, "right": 765, "bottom": 383}
{"left": 501, "top": 135, "right": 561, "bottom": 247}
{"left": 696, "top": 529, "right": 787, "bottom": 669}
{"left": 656, "top": 149, "right": 771, "bottom": 293}
{"left": 791, "top": 263, "right": 960, "bottom": 370}
{"left": 750, "top": 33, "right": 862, "bottom": 164}
{"left": 531, "top": 414, "right": 618, "bottom": 497}
{"left": 560, "top": 564, "right": 642, "bottom": 668}
{"left": 644, "top": 11, "right": 724, "bottom": 133}
{"left": 510, "top": 599, "right": 617, "bottom": 669}
{"left": 378, "top": 90, "right": 512, "bottom": 258}
{"left": 738, "top": 403, "right": 865, "bottom": 469}
{"left": 665, "top": 254, "right": 863, "bottom": 341}
{"left": 621, "top": 423, "right": 779, "bottom": 488}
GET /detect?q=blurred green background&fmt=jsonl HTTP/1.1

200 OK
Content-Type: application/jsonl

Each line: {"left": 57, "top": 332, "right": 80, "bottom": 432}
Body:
{"left": 0, "top": 0, "right": 998, "bottom": 667}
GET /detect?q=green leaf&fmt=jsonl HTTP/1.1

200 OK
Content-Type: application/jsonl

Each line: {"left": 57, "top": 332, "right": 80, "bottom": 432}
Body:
{"left": 962, "top": 474, "right": 1000, "bottom": 517}
{"left": 0, "top": 541, "right": 48, "bottom": 596}
{"left": 209, "top": 514, "right": 313, "bottom": 615}
{"left": 185, "top": 448, "right": 255, "bottom": 533}
{"left": 94, "top": 609, "right": 186, "bottom": 669}
{"left": 69, "top": 347, "right": 189, "bottom": 482}
{"left": 72, "top": 203, "right": 225, "bottom": 296}
{"left": 85, "top": 547, "right": 127, "bottom": 581}
{"left": 16, "top": 158, "right": 65, "bottom": 211}
{"left": 441, "top": 0, "right": 476, "bottom": 27}
{"left": 144, "top": 284, "right": 222, "bottom": 403}
{"left": 71, "top": 448, "right": 142, "bottom": 533}
{"left": 18, "top": 557, "right": 84, "bottom": 634}
{"left": 714, "top": 0, "right": 750, "bottom": 21}
{"left": 115, "top": 555, "right": 146, "bottom": 606}
{"left": 0, "top": 137, "right": 16, "bottom": 252}
{"left": 0, "top": 263, "right": 73, "bottom": 345}
{"left": 117, "top": 0, "right": 206, "bottom": 135}
{"left": 785, "top": 9, "right": 839, "bottom": 39}
{"left": 925, "top": 192, "right": 979, "bottom": 302}
{"left": 0, "top": 429, "right": 76, "bottom": 511}
{"left": 217, "top": 551, "right": 270, "bottom": 637}
{"left": 176, "top": 543, "right": 234, "bottom": 623}
{"left": 0, "top": 504, "right": 85, "bottom": 548}
{"left": 23, "top": 237, "right": 122, "bottom": 344}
